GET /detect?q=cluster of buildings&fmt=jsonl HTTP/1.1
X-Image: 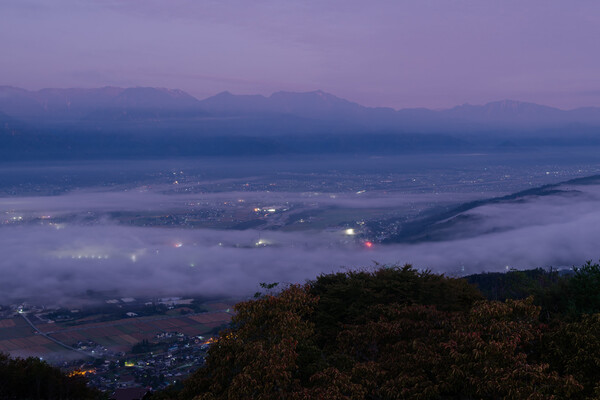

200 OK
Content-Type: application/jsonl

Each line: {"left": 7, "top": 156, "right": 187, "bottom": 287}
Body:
{"left": 68, "top": 331, "right": 215, "bottom": 393}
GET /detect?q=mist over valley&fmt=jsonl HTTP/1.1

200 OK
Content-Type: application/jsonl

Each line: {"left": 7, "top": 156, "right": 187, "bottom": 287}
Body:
{"left": 2, "top": 151, "right": 600, "bottom": 305}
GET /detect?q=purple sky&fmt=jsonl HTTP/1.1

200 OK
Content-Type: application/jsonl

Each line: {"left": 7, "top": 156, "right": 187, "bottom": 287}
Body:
{"left": 1, "top": 0, "right": 599, "bottom": 109}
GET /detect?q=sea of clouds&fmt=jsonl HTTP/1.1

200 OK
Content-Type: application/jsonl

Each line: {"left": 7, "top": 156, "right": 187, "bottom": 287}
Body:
{"left": 1, "top": 182, "right": 600, "bottom": 304}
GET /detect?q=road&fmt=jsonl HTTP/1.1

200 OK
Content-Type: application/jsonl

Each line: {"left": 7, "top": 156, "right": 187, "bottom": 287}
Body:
{"left": 19, "top": 313, "right": 98, "bottom": 359}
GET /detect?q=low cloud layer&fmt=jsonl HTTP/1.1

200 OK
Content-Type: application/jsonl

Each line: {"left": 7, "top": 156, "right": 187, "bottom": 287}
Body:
{"left": 1, "top": 181, "right": 600, "bottom": 304}
{"left": 0, "top": 186, "right": 480, "bottom": 216}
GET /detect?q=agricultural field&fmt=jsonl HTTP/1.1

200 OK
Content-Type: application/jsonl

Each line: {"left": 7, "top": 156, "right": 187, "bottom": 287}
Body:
{"left": 0, "top": 317, "right": 65, "bottom": 359}
{"left": 0, "top": 310, "right": 233, "bottom": 361}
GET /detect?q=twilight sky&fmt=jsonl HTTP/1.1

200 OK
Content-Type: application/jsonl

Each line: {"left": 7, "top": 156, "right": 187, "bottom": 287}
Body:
{"left": 1, "top": 0, "right": 599, "bottom": 109}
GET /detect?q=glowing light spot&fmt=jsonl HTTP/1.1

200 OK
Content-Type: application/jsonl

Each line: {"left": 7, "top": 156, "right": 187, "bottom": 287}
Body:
{"left": 256, "top": 238, "right": 272, "bottom": 246}
{"left": 174, "top": 242, "right": 183, "bottom": 248}
{"left": 131, "top": 254, "right": 137, "bottom": 262}
{"left": 68, "top": 369, "right": 96, "bottom": 377}
{"left": 344, "top": 228, "right": 355, "bottom": 235}
{"left": 364, "top": 241, "right": 373, "bottom": 248}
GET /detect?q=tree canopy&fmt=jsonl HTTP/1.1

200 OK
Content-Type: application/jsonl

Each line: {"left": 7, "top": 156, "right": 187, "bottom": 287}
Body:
{"left": 158, "top": 264, "right": 600, "bottom": 400}
{"left": 0, "top": 352, "right": 100, "bottom": 400}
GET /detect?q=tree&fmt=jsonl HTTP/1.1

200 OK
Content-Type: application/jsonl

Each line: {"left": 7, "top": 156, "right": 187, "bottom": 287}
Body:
{"left": 333, "top": 298, "right": 580, "bottom": 399}
{"left": 0, "top": 352, "right": 101, "bottom": 399}
{"left": 180, "top": 284, "right": 317, "bottom": 400}
{"left": 171, "top": 267, "right": 582, "bottom": 400}
{"left": 543, "top": 314, "right": 600, "bottom": 398}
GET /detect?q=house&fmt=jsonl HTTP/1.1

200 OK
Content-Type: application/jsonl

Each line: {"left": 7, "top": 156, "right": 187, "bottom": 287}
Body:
{"left": 118, "top": 374, "right": 136, "bottom": 387}
{"left": 111, "top": 387, "right": 150, "bottom": 400}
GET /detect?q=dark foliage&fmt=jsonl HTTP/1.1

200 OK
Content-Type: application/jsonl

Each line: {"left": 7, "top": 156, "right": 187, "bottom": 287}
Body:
{"left": 0, "top": 352, "right": 101, "bottom": 400}
{"left": 308, "top": 265, "right": 483, "bottom": 349}
{"left": 468, "top": 261, "right": 600, "bottom": 320}
{"left": 466, "top": 267, "right": 561, "bottom": 301}
{"left": 154, "top": 264, "right": 600, "bottom": 399}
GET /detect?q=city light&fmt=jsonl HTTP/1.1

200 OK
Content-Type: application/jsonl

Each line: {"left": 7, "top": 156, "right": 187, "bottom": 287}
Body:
{"left": 68, "top": 369, "right": 96, "bottom": 377}
{"left": 255, "top": 238, "right": 272, "bottom": 246}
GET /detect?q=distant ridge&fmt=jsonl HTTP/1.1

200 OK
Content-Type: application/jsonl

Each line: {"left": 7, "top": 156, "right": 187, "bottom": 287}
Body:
{"left": 2, "top": 85, "right": 600, "bottom": 160}
{"left": 0, "top": 86, "right": 205, "bottom": 120}
{"left": 2, "top": 85, "right": 600, "bottom": 128}
{"left": 382, "top": 174, "right": 600, "bottom": 244}
{"left": 439, "top": 99, "right": 595, "bottom": 127}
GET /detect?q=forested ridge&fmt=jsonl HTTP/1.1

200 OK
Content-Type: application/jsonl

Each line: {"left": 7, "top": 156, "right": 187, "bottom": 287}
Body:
{"left": 154, "top": 262, "right": 600, "bottom": 400}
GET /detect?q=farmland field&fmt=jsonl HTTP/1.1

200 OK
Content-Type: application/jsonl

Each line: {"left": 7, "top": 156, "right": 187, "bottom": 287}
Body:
{"left": 0, "top": 311, "right": 233, "bottom": 361}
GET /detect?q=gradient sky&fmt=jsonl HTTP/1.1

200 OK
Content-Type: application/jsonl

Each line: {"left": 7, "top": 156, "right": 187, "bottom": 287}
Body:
{"left": 1, "top": 0, "right": 599, "bottom": 109}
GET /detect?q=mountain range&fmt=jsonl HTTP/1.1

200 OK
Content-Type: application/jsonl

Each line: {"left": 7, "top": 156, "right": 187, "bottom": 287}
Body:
{"left": 1, "top": 85, "right": 600, "bottom": 159}
{"left": 3, "top": 85, "right": 600, "bottom": 128}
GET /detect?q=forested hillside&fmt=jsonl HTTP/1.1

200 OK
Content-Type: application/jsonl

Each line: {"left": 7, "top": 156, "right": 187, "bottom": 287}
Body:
{"left": 0, "top": 352, "right": 101, "bottom": 399}
{"left": 153, "top": 263, "right": 600, "bottom": 400}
